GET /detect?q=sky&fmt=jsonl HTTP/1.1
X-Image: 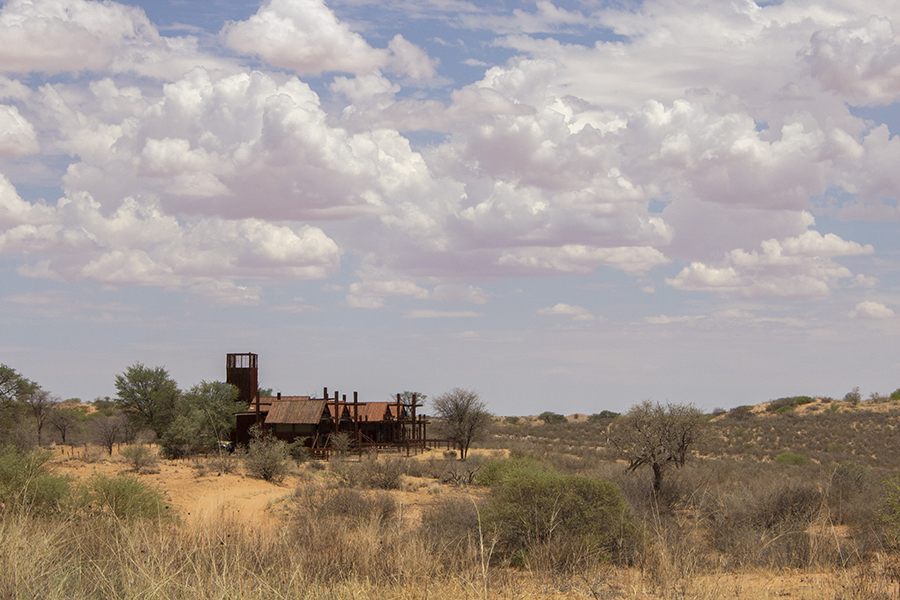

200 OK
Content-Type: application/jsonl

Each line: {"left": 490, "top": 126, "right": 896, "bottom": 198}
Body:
{"left": 1, "top": 0, "right": 899, "bottom": 416}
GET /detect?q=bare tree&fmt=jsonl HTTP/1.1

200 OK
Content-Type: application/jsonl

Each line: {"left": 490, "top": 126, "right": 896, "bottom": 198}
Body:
{"left": 607, "top": 400, "right": 706, "bottom": 494}
{"left": 431, "top": 388, "right": 491, "bottom": 460}
{"left": 93, "top": 415, "right": 125, "bottom": 455}
{"left": 49, "top": 406, "right": 82, "bottom": 446}
{"left": 23, "top": 389, "right": 56, "bottom": 446}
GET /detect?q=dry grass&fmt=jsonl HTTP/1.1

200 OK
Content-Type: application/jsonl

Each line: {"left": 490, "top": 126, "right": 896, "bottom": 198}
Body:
{"left": 1, "top": 509, "right": 897, "bottom": 600}
{"left": 6, "top": 399, "right": 900, "bottom": 599}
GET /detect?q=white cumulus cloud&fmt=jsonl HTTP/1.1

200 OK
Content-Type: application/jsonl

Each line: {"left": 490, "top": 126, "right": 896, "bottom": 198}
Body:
{"left": 666, "top": 230, "right": 873, "bottom": 299}
{"left": 0, "top": 0, "right": 232, "bottom": 78}
{"left": 537, "top": 303, "right": 595, "bottom": 321}
{"left": 0, "top": 176, "right": 341, "bottom": 301}
{"left": 222, "top": 0, "right": 385, "bottom": 75}
{"left": 0, "top": 105, "right": 38, "bottom": 156}
{"left": 849, "top": 301, "right": 895, "bottom": 319}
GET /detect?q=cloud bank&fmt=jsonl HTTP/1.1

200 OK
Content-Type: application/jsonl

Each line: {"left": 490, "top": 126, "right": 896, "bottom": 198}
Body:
{"left": 0, "top": 0, "right": 896, "bottom": 311}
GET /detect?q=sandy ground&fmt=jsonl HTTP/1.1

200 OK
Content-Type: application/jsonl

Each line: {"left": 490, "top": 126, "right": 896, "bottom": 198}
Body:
{"left": 47, "top": 445, "right": 502, "bottom": 526}
{"left": 50, "top": 447, "right": 291, "bottom": 524}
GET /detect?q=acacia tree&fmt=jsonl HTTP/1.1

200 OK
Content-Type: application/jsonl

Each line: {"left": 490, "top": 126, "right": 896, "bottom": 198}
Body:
{"left": 160, "top": 381, "right": 239, "bottom": 458}
{"left": 607, "top": 400, "right": 706, "bottom": 494}
{"left": 431, "top": 388, "right": 491, "bottom": 460}
{"left": 0, "top": 364, "right": 37, "bottom": 405}
{"left": 114, "top": 363, "right": 180, "bottom": 438}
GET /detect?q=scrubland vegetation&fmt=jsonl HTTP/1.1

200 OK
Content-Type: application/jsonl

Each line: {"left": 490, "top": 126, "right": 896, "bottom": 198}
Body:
{"left": 4, "top": 361, "right": 900, "bottom": 599}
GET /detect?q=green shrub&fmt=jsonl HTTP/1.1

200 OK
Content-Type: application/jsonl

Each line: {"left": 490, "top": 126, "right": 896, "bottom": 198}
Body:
{"left": 504, "top": 416, "right": 520, "bottom": 425}
{"left": 843, "top": 387, "right": 861, "bottom": 405}
{"left": 767, "top": 397, "right": 794, "bottom": 412}
{"left": 538, "top": 411, "right": 567, "bottom": 425}
{"left": 481, "top": 459, "right": 637, "bottom": 571}
{"left": 774, "top": 452, "right": 809, "bottom": 466}
{"left": 0, "top": 446, "right": 72, "bottom": 515}
{"left": 726, "top": 406, "right": 753, "bottom": 420}
{"left": 475, "top": 456, "right": 549, "bottom": 486}
{"left": 589, "top": 411, "right": 620, "bottom": 421}
{"left": 767, "top": 396, "right": 812, "bottom": 413}
{"left": 159, "top": 415, "right": 203, "bottom": 459}
{"left": 287, "top": 439, "right": 310, "bottom": 463}
{"left": 84, "top": 474, "right": 169, "bottom": 521}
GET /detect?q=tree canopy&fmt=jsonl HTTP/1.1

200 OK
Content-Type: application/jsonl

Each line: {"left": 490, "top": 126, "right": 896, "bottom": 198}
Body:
{"left": 114, "top": 363, "right": 179, "bottom": 438}
{"left": 160, "top": 381, "right": 240, "bottom": 458}
{"left": 0, "top": 364, "right": 37, "bottom": 405}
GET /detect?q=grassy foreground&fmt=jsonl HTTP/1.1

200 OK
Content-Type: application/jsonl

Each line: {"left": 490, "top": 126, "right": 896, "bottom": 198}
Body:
{"left": 5, "top": 398, "right": 900, "bottom": 599}
{"left": 1, "top": 502, "right": 898, "bottom": 600}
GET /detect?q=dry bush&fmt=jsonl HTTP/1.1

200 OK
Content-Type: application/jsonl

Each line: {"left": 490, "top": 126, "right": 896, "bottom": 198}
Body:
{"left": 119, "top": 444, "right": 158, "bottom": 473}
{"left": 828, "top": 462, "right": 875, "bottom": 527}
{"left": 289, "top": 485, "right": 436, "bottom": 584}
{"left": 204, "top": 448, "right": 239, "bottom": 475}
{"left": 190, "top": 458, "right": 209, "bottom": 477}
{"left": 242, "top": 433, "right": 291, "bottom": 483}
{"left": 420, "top": 496, "right": 480, "bottom": 570}
{"left": 78, "top": 473, "right": 171, "bottom": 522}
{"left": 79, "top": 445, "right": 102, "bottom": 464}
{"left": 295, "top": 486, "right": 397, "bottom": 523}
{"left": 707, "top": 476, "right": 849, "bottom": 569}
{"left": 330, "top": 455, "right": 408, "bottom": 490}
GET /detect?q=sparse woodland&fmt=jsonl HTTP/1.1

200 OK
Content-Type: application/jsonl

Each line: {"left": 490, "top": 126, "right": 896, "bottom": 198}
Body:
{"left": 4, "top": 386, "right": 900, "bottom": 598}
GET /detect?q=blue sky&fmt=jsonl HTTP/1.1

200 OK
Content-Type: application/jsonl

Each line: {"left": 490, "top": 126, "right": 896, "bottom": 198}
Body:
{"left": 1, "top": 0, "right": 899, "bottom": 415}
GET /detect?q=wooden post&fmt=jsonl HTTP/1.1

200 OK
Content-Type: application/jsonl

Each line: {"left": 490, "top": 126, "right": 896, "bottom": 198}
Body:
{"left": 411, "top": 392, "right": 418, "bottom": 452}
{"left": 353, "top": 391, "right": 360, "bottom": 457}
{"left": 334, "top": 391, "right": 339, "bottom": 437}
{"left": 396, "top": 393, "right": 402, "bottom": 444}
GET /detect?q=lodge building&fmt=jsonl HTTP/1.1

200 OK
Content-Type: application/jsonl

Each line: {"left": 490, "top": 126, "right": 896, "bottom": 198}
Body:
{"left": 226, "top": 353, "right": 435, "bottom": 457}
